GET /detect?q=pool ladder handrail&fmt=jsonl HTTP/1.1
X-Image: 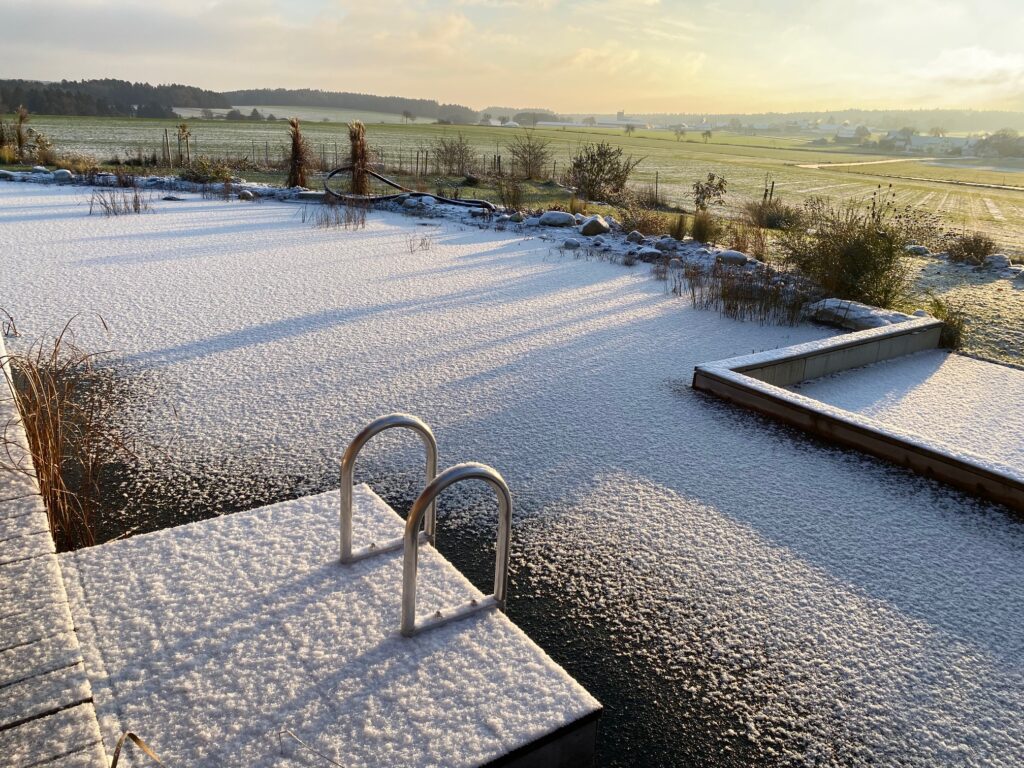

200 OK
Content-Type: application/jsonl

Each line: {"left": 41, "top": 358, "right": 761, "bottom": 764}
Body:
{"left": 339, "top": 413, "right": 437, "bottom": 564}
{"left": 401, "top": 462, "right": 512, "bottom": 637}
{"left": 340, "top": 415, "right": 513, "bottom": 637}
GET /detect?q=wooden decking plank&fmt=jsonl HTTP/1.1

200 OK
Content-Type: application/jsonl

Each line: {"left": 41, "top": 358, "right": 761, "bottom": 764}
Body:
{"left": 0, "top": 702, "right": 102, "bottom": 768}
{"left": 0, "top": 663, "right": 92, "bottom": 729}
{"left": 0, "top": 555, "right": 68, "bottom": 622}
{"left": 0, "top": 600, "right": 75, "bottom": 654}
{"left": 0, "top": 631, "right": 82, "bottom": 688}
{"left": 0, "top": 531, "right": 54, "bottom": 566}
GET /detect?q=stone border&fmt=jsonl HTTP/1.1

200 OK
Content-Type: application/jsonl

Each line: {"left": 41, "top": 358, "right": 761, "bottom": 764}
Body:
{"left": 692, "top": 318, "right": 1024, "bottom": 512}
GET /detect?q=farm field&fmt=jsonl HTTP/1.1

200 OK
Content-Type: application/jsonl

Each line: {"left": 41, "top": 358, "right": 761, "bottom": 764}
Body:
{"left": 7, "top": 113, "right": 1024, "bottom": 253}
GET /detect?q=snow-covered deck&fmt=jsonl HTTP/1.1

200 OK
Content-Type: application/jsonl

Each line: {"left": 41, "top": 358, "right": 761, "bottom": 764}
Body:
{"left": 60, "top": 485, "right": 600, "bottom": 767}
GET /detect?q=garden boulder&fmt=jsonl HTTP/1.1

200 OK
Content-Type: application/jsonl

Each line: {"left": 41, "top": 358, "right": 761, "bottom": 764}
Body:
{"left": 539, "top": 210, "right": 577, "bottom": 227}
{"left": 716, "top": 249, "right": 750, "bottom": 265}
{"left": 579, "top": 215, "right": 610, "bottom": 236}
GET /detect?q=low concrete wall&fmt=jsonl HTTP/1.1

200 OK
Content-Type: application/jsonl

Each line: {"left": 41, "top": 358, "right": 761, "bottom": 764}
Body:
{"left": 693, "top": 319, "right": 1024, "bottom": 513}
{"left": 728, "top": 318, "right": 943, "bottom": 387}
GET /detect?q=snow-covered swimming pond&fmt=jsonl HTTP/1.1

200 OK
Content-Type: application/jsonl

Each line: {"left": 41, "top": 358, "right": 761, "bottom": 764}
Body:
{"left": 790, "top": 349, "right": 1024, "bottom": 478}
{"left": 3, "top": 185, "right": 1024, "bottom": 766}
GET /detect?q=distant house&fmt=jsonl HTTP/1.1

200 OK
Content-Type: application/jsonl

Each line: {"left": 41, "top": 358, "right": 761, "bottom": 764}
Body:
{"left": 886, "top": 132, "right": 978, "bottom": 155}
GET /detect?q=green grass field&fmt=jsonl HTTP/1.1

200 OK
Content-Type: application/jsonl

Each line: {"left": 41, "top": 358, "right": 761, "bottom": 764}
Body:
{"left": 8, "top": 113, "right": 1024, "bottom": 253}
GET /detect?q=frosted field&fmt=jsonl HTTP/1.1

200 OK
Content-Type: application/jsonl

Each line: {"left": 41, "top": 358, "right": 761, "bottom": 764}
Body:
{"left": 2, "top": 185, "right": 1024, "bottom": 766}
{"left": 791, "top": 350, "right": 1024, "bottom": 474}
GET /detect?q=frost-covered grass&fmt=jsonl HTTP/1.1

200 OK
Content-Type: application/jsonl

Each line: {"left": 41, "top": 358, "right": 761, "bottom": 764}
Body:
{"left": 3, "top": 185, "right": 1024, "bottom": 765}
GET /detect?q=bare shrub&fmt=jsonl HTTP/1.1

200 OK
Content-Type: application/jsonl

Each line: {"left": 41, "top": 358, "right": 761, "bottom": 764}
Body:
{"left": 943, "top": 231, "right": 997, "bottom": 265}
{"left": 495, "top": 176, "right": 524, "bottom": 211}
{"left": 692, "top": 173, "right": 727, "bottom": 210}
{"left": 433, "top": 134, "right": 477, "bottom": 176}
{"left": 32, "top": 131, "right": 57, "bottom": 166}
{"left": 633, "top": 182, "right": 665, "bottom": 209}
{"left": 179, "top": 158, "right": 232, "bottom": 184}
{"left": 60, "top": 152, "right": 99, "bottom": 175}
{"left": 618, "top": 192, "right": 666, "bottom": 235}
{"left": 507, "top": 131, "right": 551, "bottom": 179}
{"left": 565, "top": 142, "right": 643, "bottom": 201}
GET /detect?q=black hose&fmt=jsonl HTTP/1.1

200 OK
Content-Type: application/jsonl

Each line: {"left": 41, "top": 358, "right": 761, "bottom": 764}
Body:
{"left": 323, "top": 165, "right": 496, "bottom": 211}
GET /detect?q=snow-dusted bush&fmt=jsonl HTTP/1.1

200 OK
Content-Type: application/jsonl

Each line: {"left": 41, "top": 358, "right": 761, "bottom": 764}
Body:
{"left": 944, "top": 231, "right": 997, "bottom": 265}
{"left": 777, "top": 193, "right": 939, "bottom": 309}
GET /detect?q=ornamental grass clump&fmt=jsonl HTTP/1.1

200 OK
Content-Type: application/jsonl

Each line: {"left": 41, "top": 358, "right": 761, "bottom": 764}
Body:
{"left": 1, "top": 316, "right": 137, "bottom": 551}
{"left": 348, "top": 120, "right": 370, "bottom": 196}
{"left": 286, "top": 117, "right": 312, "bottom": 188}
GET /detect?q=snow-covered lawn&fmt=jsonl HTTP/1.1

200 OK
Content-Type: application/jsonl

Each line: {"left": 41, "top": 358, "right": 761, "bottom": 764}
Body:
{"left": 3, "top": 184, "right": 1024, "bottom": 766}
{"left": 791, "top": 349, "right": 1024, "bottom": 474}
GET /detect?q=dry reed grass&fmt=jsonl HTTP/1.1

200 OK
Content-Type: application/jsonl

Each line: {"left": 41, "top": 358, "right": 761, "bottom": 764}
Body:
{"left": 0, "top": 316, "right": 137, "bottom": 551}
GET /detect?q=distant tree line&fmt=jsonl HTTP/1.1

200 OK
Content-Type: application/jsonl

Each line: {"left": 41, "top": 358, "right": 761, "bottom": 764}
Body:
{"left": 0, "top": 79, "right": 229, "bottom": 118}
{"left": 976, "top": 129, "right": 1024, "bottom": 158}
{"left": 220, "top": 88, "right": 478, "bottom": 124}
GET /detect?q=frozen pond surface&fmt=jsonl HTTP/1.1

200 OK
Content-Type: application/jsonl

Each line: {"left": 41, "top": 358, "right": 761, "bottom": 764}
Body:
{"left": 2, "top": 185, "right": 1024, "bottom": 766}
{"left": 791, "top": 349, "right": 1024, "bottom": 475}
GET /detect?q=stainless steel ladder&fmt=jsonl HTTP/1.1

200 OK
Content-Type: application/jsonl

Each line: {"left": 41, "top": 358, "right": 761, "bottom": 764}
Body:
{"left": 339, "top": 414, "right": 513, "bottom": 637}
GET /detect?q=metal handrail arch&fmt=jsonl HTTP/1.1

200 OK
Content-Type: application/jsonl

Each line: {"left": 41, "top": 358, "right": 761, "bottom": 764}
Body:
{"left": 340, "top": 413, "right": 438, "bottom": 564}
{"left": 400, "top": 462, "right": 512, "bottom": 637}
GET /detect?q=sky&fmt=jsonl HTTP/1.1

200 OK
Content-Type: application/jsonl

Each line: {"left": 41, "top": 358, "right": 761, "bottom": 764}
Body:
{"left": 2, "top": 0, "right": 1023, "bottom": 114}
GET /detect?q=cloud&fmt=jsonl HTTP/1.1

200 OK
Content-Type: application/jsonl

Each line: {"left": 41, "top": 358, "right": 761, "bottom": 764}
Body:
{"left": 1, "top": 0, "right": 1022, "bottom": 112}
{"left": 910, "top": 47, "right": 1024, "bottom": 106}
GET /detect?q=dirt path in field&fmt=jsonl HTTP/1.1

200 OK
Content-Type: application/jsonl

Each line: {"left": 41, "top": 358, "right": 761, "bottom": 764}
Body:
{"left": 797, "top": 157, "right": 943, "bottom": 169}
{"left": 798, "top": 160, "right": 1024, "bottom": 193}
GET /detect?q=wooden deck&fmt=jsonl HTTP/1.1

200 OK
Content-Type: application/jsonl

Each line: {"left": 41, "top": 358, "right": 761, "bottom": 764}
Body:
{"left": 0, "top": 339, "right": 105, "bottom": 768}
